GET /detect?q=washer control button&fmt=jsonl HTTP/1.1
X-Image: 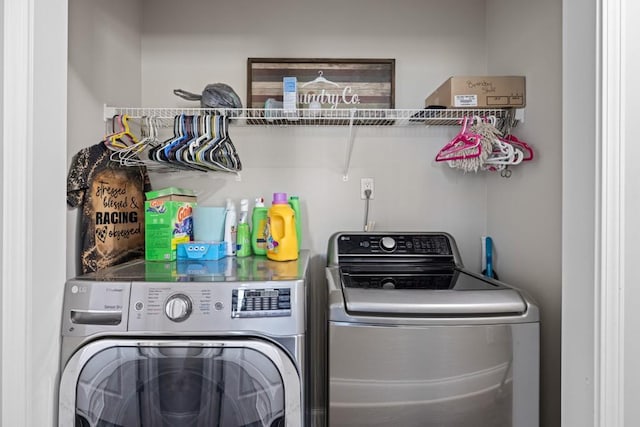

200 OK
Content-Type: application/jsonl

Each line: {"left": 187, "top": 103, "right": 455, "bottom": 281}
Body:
{"left": 165, "top": 294, "right": 192, "bottom": 322}
{"left": 380, "top": 236, "right": 397, "bottom": 252}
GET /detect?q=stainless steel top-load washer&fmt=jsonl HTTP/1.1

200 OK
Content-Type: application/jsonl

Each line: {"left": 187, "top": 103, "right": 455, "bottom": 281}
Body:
{"left": 326, "top": 232, "right": 539, "bottom": 427}
{"left": 59, "top": 251, "right": 309, "bottom": 427}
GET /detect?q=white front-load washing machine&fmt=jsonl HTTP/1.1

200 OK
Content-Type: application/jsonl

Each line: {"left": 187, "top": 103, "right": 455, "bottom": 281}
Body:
{"left": 59, "top": 252, "right": 309, "bottom": 427}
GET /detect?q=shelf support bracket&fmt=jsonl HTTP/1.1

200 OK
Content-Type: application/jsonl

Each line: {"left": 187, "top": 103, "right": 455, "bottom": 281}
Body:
{"left": 103, "top": 104, "right": 116, "bottom": 121}
{"left": 342, "top": 109, "right": 357, "bottom": 181}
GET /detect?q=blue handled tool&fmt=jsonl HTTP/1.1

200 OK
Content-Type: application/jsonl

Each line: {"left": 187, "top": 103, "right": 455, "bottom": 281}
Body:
{"left": 485, "top": 236, "right": 494, "bottom": 278}
{"left": 482, "top": 236, "right": 499, "bottom": 280}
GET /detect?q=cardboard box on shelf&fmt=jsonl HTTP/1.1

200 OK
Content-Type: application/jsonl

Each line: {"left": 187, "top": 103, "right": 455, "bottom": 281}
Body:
{"left": 425, "top": 76, "right": 526, "bottom": 108}
{"left": 144, "top": 187, "right": 197, "bottom": 261}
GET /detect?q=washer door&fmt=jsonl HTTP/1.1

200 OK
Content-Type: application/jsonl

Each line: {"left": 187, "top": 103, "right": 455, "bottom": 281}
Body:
{"left": 59, "top": 339, "right": 301, "bottom": 427}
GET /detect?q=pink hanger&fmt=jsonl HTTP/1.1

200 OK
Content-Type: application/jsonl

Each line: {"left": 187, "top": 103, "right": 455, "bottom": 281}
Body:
{"left": 435, "top": 117, "right": 483, "bottom": 162}
{"left": 503, "top": 134, "right": 534, "bottom": 161}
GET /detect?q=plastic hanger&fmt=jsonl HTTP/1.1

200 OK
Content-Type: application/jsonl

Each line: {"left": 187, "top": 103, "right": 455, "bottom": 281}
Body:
{"left": 467, "top": 116, "right": 520, "bottom": 169}
{"left": 104, "top": 114, "right": 138, "bottom": 150}
{"left": 166, "top": 115, "right": 195, "bottom": 162}
{"left": 154, "top": 114, "right": 188, "bottom": 163}
{"left": 484, "top": 137, "right": 517, "bottom": 165}
{"left": 135, "top": 116, "right": 162, "bottom": 166}
{"left": 155, "top": 114, "right": 208, "bottom": 172}
{"left": 103, "top": 115, "right": 126, "bottom": 149}
{"left": 217, "top": 116, "right": 242, "bottom": 171}
{"left": 191, "top": 114, "right": 233, "bottom": 172}
{"left": 206, "top": 115, "right": 240, "bottom": 172}
{"left": 114, "top": 114, "right": 138, "bottom": 147}
{"left": 435, "top": 117, "right": 483, "bottom": 161}
{"left": 175, "top": 114, "right": 203, "bottom": 165}
{"left": 301, "top": 70, "right": 340, "bottom": 88}
{"left": 184, "top": 114, "right": 213, "bottom": 167}
{"left": 195, "top": 115, "right": 241, "bottom": 173}
{"left": 503, "top": 134, "right": 534, "bottom": 161}
{"left": 111, "top": 115, "right": 152, "bottom": 166}
{"left": 148, "top": 116, "right": 179, "bottom": 162}
{"left": 171, "top": 114, "right": 209, "bottom": 172}
{"left": 194, "top": 114, "right": 223, "bottom": 167}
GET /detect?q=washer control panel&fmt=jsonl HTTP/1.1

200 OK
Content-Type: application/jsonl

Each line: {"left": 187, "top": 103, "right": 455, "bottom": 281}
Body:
{"left": 337, "top": 233, "right": 453, "bottom": 256}
{"left": 126, "top": 282, "right": 302, "bottom": 334}
{"left": 231, "top": 288, "right": 292, "bottom": 318}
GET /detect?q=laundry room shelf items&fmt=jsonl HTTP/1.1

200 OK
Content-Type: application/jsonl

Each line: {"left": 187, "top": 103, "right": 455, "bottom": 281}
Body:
{"left": 103, "top": 106, "right": 518, "bottom": 179}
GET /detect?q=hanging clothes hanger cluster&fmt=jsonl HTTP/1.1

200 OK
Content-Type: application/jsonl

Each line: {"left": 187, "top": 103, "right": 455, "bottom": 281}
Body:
{"left": 103, "top": 114, "right": 139, "bottom": 150}
{"left": 435, "top": 115, "right": 534, "bottom": 177}
{"left": 105, "top": 113, "right": 242, "bottom": 174}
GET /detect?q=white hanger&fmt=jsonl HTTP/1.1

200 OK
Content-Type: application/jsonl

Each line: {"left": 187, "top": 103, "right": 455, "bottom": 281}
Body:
{"left": 301, "top": 70, "right": 340, "bottom": 88}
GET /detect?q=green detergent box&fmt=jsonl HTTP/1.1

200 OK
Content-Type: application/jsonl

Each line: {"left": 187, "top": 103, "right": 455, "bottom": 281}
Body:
{"left": 144, "top": 187, "right": 197, "bottom": 261}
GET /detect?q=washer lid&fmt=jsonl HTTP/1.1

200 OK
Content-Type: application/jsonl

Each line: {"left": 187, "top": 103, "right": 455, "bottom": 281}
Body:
{"left": 342, "top": 270, "right": 527, "bottom": 316}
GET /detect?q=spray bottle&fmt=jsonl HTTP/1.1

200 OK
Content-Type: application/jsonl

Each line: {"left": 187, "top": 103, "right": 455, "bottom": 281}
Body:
{"left": 224, "top": 198, "right": 237, "bottom": 256}
{"left": 288, "top": 195, "right": 302, "bottom": 251}
{"left": 251, "top": 197, "right": 268, "bottom": 256}
{"left": 236, "top": 199, "right": 252, "bottom": 257}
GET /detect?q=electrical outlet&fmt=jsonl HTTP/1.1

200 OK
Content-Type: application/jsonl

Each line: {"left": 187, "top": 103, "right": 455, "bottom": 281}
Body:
{"left": 361, "top": 178, "right": 375, "bottom": 199}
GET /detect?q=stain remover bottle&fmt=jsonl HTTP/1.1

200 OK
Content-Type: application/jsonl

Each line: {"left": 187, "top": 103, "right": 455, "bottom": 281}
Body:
{"left": 251, "top": 197, "right": 268, "bottom": 256}
{"left": 236, "top": 199, "right": 252, "bottom": 257}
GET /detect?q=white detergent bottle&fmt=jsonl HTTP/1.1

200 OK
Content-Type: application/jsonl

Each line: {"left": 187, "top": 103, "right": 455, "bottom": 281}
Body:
{"left": 224, "top": 198, "right": 237, "bottom": 256}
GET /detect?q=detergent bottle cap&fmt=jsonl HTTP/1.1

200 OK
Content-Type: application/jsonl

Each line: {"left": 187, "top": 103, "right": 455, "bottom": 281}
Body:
{"left": 255, "top": 197, "right": 265, "bottom": 208}
{"left": 273, "top": 192, "right": 288, "bottom": 204}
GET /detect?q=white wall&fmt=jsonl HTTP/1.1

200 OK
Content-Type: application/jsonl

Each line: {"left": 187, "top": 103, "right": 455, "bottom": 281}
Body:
{"left": 562, "top": 0, "right": 598, "bottom": 425}
{"left": 623, "top": 0, "right": 640, "bottom": 423}
{"left": 0, "top": 0, "right": 4, "bottom": 417}
{"left": 67, "top": 0, "right": 143, "bottom": 277}
{"left": 485, "top": 1, "right": 562, "bottom": 426}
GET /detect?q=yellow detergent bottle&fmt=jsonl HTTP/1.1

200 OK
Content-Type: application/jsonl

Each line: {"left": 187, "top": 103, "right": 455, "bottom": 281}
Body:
{"left": 265, "top": 192, "right": 298, "bottom": 261}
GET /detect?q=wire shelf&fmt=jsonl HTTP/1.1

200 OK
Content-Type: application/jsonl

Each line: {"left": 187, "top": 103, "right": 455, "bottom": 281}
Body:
{"left": 103, "top": 105, "right": 519, "bottom": 180}
{"left": 104, "top": 106, "right": 516, "bottom": 128}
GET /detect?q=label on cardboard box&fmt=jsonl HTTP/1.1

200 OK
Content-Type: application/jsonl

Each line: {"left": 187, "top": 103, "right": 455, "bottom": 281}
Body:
{"left": 454, "top": 94, "right": 478, "bottom": 107}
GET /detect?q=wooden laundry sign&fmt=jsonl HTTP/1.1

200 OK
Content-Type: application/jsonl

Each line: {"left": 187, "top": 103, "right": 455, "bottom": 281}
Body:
{"left": 247, "top": 58, "right": 395, "bottom": 110}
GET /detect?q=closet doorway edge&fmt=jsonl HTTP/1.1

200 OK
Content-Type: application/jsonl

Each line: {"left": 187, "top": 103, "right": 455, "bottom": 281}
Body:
{"left": 1, "top": 0, "right": 68, "bottom": 426}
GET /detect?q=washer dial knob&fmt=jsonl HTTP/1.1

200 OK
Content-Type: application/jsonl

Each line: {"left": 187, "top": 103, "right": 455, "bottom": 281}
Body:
{"left": 165, "top": 294, "right": 192, "bottom": 322}
{"left": 380, "top": 236, "right": 397, "bottom": 252}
